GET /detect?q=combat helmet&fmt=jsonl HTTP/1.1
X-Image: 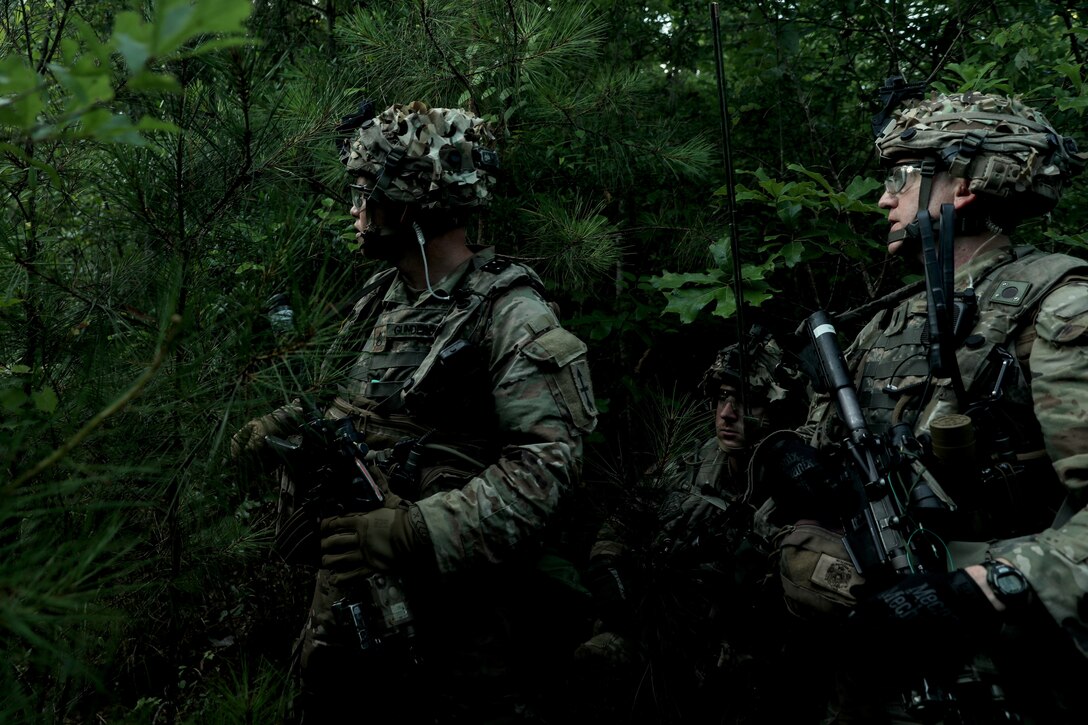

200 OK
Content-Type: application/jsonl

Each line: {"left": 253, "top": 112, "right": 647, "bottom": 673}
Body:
{"left": 339, "top": 101, "right": 500, "bottom": 210}
{"left": 875, "top": 91, "right": 1086, "bottom": 223}
{"left": 702, "top": 326, "right": 798, "bottom": 408}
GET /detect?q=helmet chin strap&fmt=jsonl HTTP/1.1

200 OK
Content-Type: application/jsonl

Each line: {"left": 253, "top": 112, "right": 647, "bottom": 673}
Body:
{"left": 413, "top": 222, "right": 450, "bottom": 301}
{"left": 888, "top": 159, "right": 938, "bottom": 251}
{"left": 881, "top": 158, "right": 979, "bottom": 413}
{"left": 887, "top": 158, "right": 987, "bottom": 250}
{"left": 917, "top": 201, "right": 974, "bottom": 409}
{"left": 888, "top": 210, "right": 989, "bottom": 250}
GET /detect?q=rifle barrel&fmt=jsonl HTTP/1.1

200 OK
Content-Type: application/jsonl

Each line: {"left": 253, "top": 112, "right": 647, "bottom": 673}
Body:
{"left": 807, "top": 311, "right": 868, "bottom": 440}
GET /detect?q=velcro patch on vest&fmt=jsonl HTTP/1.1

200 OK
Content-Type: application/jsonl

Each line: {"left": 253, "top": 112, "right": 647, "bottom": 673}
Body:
{"left": 480, "top": 257, "right": 513, "bottom": 274}
{"left": 521, "top": 327, "right": 587, "bottom": 369}
{"left": 883, "top": 300, "right": 909, "bottom": 336}
{"left": 369, "top": 351, "right": 429, "bottom": 369}
{"left": 811, "top": 553, "right": 863, "bottom": 596}
{"left": 990, "top": 279, "right": 1032, "bottom": 307}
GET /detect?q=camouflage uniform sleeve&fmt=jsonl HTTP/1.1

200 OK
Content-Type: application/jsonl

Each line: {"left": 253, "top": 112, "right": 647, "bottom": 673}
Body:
{"left": 415, "top": 287, "right": 597, "bottom": 574}
{"left": 1025, "top": 280, "right": 1088, "bottom": 490}
{"left": 990, "top": 279, "right": 1088, "bottom": 652}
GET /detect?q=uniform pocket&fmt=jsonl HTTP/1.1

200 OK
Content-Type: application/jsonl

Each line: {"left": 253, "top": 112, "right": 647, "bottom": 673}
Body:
{"left": 779, "top": 523, "right": 864, "bottom": 616}
{"left": 521, "top": 327, "right": 598, "bottom": 432}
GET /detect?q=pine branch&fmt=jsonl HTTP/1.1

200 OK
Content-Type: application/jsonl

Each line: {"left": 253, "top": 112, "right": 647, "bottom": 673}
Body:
{"left": 9, "top": 314, "right": 184, "bottom": 489}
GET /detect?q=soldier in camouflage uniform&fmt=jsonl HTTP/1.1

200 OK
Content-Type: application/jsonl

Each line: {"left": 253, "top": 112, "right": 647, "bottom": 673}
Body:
{"left": 576, "top": 329, "right": 810, "bottom": 723}
{"left": 776, "top": 89, "right": 1088, "bottom": 722}
{"left": 233, "top": 101, "right": 597, "bottom": 722}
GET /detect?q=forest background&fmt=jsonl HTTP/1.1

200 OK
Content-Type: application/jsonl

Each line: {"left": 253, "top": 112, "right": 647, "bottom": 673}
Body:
{"left": 2, "top": 0, "right": 1086, "bottom": 722}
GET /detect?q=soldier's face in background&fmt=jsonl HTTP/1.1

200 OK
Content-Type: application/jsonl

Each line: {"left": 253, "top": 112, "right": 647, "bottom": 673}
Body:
{"left": 714, "top": 384, "right": 765, "bottom": 452}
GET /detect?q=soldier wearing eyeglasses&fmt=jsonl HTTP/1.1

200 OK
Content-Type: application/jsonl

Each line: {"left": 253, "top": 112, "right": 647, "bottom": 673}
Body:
{"left": 776, "top": 88, "right": 1088, "bottom": 722}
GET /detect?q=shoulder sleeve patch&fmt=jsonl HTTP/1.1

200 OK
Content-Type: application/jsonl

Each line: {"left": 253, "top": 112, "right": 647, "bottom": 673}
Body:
{"left": 1036, "top": 281, "right": 1088, "bottom": 344}
{"left": 521, "top": 327, "right": 587, "bottom": 368}
{"left": 520, "top": 327, "right": 597, "bottom": 432}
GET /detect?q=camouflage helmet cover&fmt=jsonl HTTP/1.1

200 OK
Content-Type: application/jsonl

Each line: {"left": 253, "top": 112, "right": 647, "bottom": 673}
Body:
{"left": 702, "top": 330, "right": 794, "bottom": 405}
{"left": 875, "top": 91, "right": 1086, "bottom": 217}
{"left": 341, "top": 101, "right": 499, "bottom": 210}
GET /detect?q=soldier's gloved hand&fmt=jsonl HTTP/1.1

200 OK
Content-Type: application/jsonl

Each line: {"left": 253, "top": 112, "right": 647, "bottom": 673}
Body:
{"left": 847, "top": 570, "right": 1000, "bottom": 653}
{"left": 573, "top": 628, "right": 639, "bottom": 670}
{"left": 229, "top": 401, "right": 304, "bottom": 462}
{"left": 657, "top": 490, "right": 730, "bottom": 550}
{"left": 319, "top": 506, "right": 422, "bottom": 586}
{"left": 762, "top": 436, "right": 848, "bottom": 522}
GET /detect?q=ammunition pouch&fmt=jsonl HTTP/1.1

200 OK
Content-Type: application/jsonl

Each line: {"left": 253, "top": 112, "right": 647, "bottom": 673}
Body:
{"left": 779, "top": 523, "right": 865, "bottom": 617}
{"left": 926, "top": 370, "right": 1064, "bottom": 541}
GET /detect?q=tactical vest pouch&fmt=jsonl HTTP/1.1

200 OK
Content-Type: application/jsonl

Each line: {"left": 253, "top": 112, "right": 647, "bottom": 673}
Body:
{"left": 956, "top": 250, "right": 1088, "bottom": 398}
{"left": 402, "top": 339, "right": 495, "bottom": 429}
{"left": 779, "top": 523, "right": 865, "bottom": 616}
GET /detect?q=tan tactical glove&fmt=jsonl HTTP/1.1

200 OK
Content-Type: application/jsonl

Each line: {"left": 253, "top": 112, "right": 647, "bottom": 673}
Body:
{"left": 574, "top": 628, "right": 638, "bottom": 668}
{"left": 229, "top": 400, "right": 304, "bottom": 462}
{"left": 319, "top": 505, "right": 425, "bottom": 587}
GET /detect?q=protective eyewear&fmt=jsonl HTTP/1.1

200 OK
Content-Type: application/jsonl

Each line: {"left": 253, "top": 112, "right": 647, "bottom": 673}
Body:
{"left": 883, "top": 164, "right": 922, "bottom": 196}
{"left": 712, "top": 390, "right": 741, "bottom": 410}
{"left": 349, "top": 183, "right": 374, "bottom": 210}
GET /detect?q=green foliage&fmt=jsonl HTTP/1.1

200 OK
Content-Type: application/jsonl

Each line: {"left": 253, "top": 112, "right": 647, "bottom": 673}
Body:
{"left": 523, "top": 195, "right": 623, "bottom": 287}
{"left": 2, "top": 0, "right": 251, "bottom": 143}
{"left": 1, "top": 0, "right": 1086, "bottom": 721}
{"left": 182, "top": 658, "right": 295, "bottom": 725}
{"left": 651, "top": 165, "right": 885, "bottom": 322}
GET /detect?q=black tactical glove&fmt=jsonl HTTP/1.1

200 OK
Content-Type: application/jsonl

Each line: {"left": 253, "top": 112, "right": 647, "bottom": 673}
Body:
{"left": 656, "top": 490, "right": 731, "bottom": 552}
{"left": 847, "top": 570, "right": 1000, "bottom": 654}
{"left": 762, "top": 435, "right": 847, "bottom": 522}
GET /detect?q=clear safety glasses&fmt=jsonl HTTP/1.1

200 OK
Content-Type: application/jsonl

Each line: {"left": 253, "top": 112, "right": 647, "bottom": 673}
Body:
{"left": 349, "top": 183, "right": 374, "bottom": 210}
{"left": 712, "top": 390, "right": 741, "bottom": 411}
{"left": 883, "top": 164, "right": 922, "bottom": 196}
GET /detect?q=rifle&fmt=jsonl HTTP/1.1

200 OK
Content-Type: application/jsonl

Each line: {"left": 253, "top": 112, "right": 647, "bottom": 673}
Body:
{"left": 267, "top": 410, "right": 420, "bottom": 659}
{"left": 805, "top": 310, "right": 977, "bottom": 719}
{"left": 805, "top": 310, "right": 952, "bottom": 578}
{"left": 267, "top": 412, "right": 386, "bottom": 516}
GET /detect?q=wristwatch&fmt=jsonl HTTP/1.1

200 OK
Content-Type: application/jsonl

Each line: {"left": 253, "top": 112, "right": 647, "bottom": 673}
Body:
{"left": 983, "top": 560, "right": 1033, "bottom": 610}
